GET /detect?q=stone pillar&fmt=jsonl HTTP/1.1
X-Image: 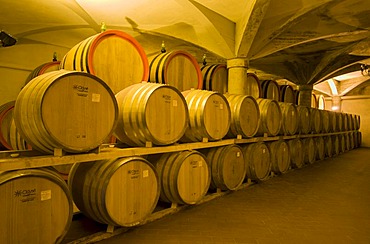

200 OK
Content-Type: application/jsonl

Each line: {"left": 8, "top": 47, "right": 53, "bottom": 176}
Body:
{"left": 227, "top": 58, "right": 249, "bottom": 95}
{"left": 298, "top": 84, "right": 313, "bottom": 107}
{"left": 332, "top": 96, "right": 342, "bottom": 111}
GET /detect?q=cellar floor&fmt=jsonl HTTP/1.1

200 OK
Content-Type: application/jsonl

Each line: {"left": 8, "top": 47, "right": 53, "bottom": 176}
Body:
{"left": 63, "top": 147, "right": 370, "bottom": 244}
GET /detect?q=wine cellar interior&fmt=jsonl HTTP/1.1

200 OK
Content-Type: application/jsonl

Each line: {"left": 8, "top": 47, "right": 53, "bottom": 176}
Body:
{"left": 0, "top": 1, "right": 370, "bottom": 243}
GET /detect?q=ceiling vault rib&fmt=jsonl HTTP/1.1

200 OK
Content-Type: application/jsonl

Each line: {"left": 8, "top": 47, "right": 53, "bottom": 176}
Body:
{"left": 236, "top": 0, "right": 271, "bottom": 58}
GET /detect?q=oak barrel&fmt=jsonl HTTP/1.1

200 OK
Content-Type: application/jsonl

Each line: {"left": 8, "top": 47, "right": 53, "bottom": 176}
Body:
{"left": 302, "top": 137, "right": 316, "bottom": 164}
{"left": 204, "top": 145, "right": 246, "bottom": 191}
{"left": 279, "top": 85, "right": 295, "bottom": 103}
{"left": 0, "top": 168, "right": 72, "bottom": 244}
{"left": 287, "top": 139, "right": 304, "bottom": 169}
{"left": 181, "top": 90, "right": 230, "bottom": 142}
{"left": 242, "top": 142, "right": 271, "bottom": 181}
{"left": 61, "top": 30, "right": 149, "bottom": 94}
{"left": 246, "top": 73, "right": 262, "bottom": 98}
{"left": 261, "top": 80, "right": 280, "bottom": 101}
{"left": 297, "top": 106, "right": 311, "bottom": 134}
{"left": 331, "top": 135, "right": 340, "bottom": 156}
{"left": 25, "top": 61, "right": 61, "bottom": 85}
{"left": 255, "top": 98, "right": 282, "bottom": 136}
{"left": 0, "top": 103, "right": 30, "bottom": 150}
{"left": 14, "top": 70, "right": 118, "bottom": 154}
{"left": 224, "top": 94, "right": 260, "bottom": 138}
{"left": 328, "top": 111, "right": 337, "bottom": 132}
{"left": 336, "top": 112, "right": 343, "bottom": 132}
{"left": 148, "top": 50, "right": 202, "bottom": 91}
{"left": 0, "top": 101, "right": 15, "bottom": 149}
{"left": 268, "top": 140, "right": 290, "bottom": 174}
{"left": 279, "top": 102, "right": 298, "bottom": 135}
{"left": 148, "top": 150, "right": 210, "bottom": 205}
{"left": 310, "top": 108, "right": 322, "bottom": 134}
{"left": 324, "top": 136, "right": 333, "bottom": 158}
{"left": 69, "top": 157, "right": 160, "bottom": 227}
{"left": 114, "top": 83, "right": 188, "bottom": 146}
{"left": 314, "top": 136, "right": 325, "bottom": 160}
{"left": 319, "top": 110, "right": 330, "bottom": 133}
{"left": 317, "top": 95, "right": 325, "bottom": 109}
{"left": 201, "top": 64, "right": 228, "bottom": 93}
{"left": 338, "top": 134, "right": 346, "bottom": 153}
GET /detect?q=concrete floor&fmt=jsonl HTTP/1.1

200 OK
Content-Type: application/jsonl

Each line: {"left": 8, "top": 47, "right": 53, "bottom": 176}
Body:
{"left": 66, "top": 147, "right": 370, "bottom": 244}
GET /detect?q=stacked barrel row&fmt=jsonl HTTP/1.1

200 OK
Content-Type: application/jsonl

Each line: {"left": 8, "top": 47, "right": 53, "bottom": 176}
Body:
{"left": 0, "top": 29, "right": 362, "bottom": 244}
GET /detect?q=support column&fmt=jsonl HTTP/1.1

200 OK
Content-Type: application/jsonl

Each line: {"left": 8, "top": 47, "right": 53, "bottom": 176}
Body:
{"left": 332, "top": 95, "right": 342, "bottom": 111}
{"left": 227, "top": 58, "right": 249, "bottom": 95}
{"left": 298, "top": 84, "right": 313, "bottom": 107}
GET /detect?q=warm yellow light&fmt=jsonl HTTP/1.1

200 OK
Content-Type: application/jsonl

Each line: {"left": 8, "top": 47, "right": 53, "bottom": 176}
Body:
{"left": 332, "top": 106, "right": 339, "bottom": 111}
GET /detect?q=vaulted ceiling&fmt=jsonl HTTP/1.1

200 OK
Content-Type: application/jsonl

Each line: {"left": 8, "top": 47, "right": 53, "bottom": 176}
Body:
{"left": 1, "top": 0, "right": 370, "bottom": 89}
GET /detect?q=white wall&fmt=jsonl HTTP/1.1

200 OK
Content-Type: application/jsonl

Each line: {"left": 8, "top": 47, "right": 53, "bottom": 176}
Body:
{"left": 341, "top": 96, "right": 370, "bottom": 147}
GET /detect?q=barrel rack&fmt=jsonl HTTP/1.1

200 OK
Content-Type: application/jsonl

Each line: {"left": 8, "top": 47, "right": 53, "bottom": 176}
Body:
{"left": 0, "top": 131, "right": 359, "bottom": 244}
{"left": 0, "top": 132, "right": 353, "bottom": 173}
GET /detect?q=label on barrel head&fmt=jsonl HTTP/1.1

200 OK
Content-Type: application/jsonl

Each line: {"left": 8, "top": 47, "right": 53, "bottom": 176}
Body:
{"left": 236, "top": 152, "right": 240, "bottom": 157}
{"left": 92, "top": 93, "right": 101, "bottom": 102}
{"left": 41, "top": 190, "right": 52, "bottom": 201}
{"left": 143, "top": 170, "right": 149, "bottom": 178}
{"left": 173, "top": 100, "right": 178, "bottom": 107}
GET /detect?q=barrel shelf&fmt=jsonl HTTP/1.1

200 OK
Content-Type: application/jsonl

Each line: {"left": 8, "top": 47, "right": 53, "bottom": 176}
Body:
{"left": 0, "top": 131, "right": 359, "bottom": 173}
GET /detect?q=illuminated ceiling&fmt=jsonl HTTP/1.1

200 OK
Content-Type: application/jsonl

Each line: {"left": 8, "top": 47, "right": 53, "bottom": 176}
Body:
{"left": 1, "top": 0, "right": 370, "bottom": 88}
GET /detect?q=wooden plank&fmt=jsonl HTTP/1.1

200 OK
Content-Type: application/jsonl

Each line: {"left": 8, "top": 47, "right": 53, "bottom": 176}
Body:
{"left": 0, "top": 133, "right": 356, "bottom": 172}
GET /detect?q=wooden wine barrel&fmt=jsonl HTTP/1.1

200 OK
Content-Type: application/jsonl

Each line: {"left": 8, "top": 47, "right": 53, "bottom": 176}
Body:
{"left": 242, "top": 142, "right": 271, "bottom": 181}
{"left": 287, "top": 139, "right": 304, "bottom": 169}
{"left": 324, "top": 136, "right": 333, "bottom": 158}
{"left": 355, "top": 114, "right": 361, "bottom": 130}
{"left": 0, "top": 103, "right": 31, "bottom": 151}
{"left": 338, "top": 134, "right": 346, "bottom": 153}
{"left": 344, "top": 133, "right": 350, "bottom": 151}
{"left": 348, "top": 132, "right": 355, "bottom": 150}
{"left": 14, "top": 70, "right": 118, "bottom": 154}
{"left": 310, "top": 108, "right": 322, "bottom": 134}
{"left": 317, "top": 95, "right": 325, "bottom": 109}
{"left": 255, "top": 98, "right": 282, "bottom": 136}
{"left": 261, "top": 80, "right": 280, "bottom": 101}
{"left": 314, "top": 136, "right": 325, "bottom": 161}
{"left": 311, "top": 93, "right": 318, "bottom": 108}
{"left": 204, "top": 145, "right": 246, "bottom": 191}
{"left": 9, "top": 118, "right": 31, "bottom": 150}
{"left": 246, "top": 73, "right": 262, "bottom": 98}
{"left": 0, "top": 168, "right": 73, "bottom": 244}
{"left": 342, "top": 113, "right": 348, "bottom": 131}
{"left": 297, "top": 106, "right": 311, "bottom": 134}
{"left": 357, "top": 131, "right": 362, "bottom": 147}
{"left": 61, "top": 30, "right": 149, "bottom": 94}
{"left": 331, "top": 135, "right": 340, "bottom": 156}
{"left": 353, "top": 132, "right": 359, "bottom": 148}
{"left": 148, "top": 150, "right": 210, "bottom": 205}
{"left": 201, "top": 64, "right": 227, "bottom": 94}
{"left": 148, "top": 50, "right": 202, "bottom": 91}
{"left": 279, "top": 102, "right": 298, "bottom": 135}
{"left": 268, "top": 140, "right": 290, "bottom": 174}
{"left": 279, "top": 85, "right": 295, "bottom": 103}
{"left": 224, "top": 94, "right": 260, "bottom": 138}
{"left": 115, "top": 83, "right": 188, "bottom": 146}
{"left": 69, "top": 157, "right": 160, "bottom": 226}
{"left": 181, "top": 90, "right": 230, "bottom": 142}
{"left": 335, "top": 112, "right": 343, "bottom": 132}
{"left": 319, "top": 109, "right": 330, "bottom": 133}
{"left": 328, "top": 111, "right": 337, "bottom": 132}
{"left": 0, "top": 101, "right": 15, "bottom": 149}
{"left": 302, "top": 137, "right": 316, "bottom": 164}
{"left": 25, "top": 61, "right": 61, "bottom": 85}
